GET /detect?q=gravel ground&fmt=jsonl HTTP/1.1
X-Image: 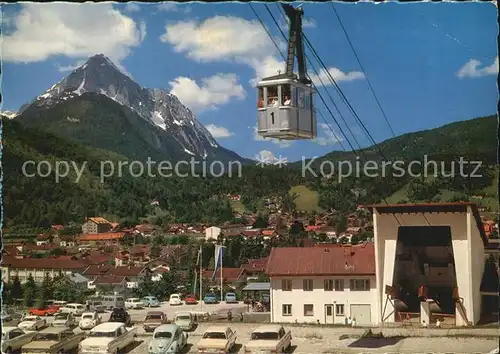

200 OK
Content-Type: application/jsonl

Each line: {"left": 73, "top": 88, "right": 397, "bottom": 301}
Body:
{"left": 125, "top": 322, "right": 499, "bottom": 354}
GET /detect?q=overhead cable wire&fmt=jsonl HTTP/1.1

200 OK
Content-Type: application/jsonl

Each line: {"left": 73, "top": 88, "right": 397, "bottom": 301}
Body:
{"left": 270, "top": 4, "right": 364, "bottom": 152}
{"left": 253, "top": 3, "right": 404, "bottom": 225}
{"left": 249, "top": 3, "right": 345, "bottom": 150}
{"left": 329, "top": 4, "right": 440, "bottom": 224}
{"left": 331, "top": 3, "right": 396, "bottom": 138}
{"left": 249, "top": 3, "right": 349, "bottom": 152}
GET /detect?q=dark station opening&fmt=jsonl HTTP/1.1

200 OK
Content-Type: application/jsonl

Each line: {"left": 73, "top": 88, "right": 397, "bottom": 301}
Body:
{"left": 391, "top": 226, "right": 457, "bottom": 322}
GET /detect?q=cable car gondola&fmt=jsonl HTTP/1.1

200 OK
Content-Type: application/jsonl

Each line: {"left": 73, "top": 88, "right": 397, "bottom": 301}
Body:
{"left": 256, "top": 4, "right": 316, "bottom": 140}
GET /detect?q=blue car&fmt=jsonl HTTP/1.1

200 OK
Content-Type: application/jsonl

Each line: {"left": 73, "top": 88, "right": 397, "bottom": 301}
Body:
{"left": 203, "top": 293, "right": 218, "bottom": 304}
{"left": 142, "top": 296, "right": 160, "bottom": 307}
{"left": 225, "top": 292, "right": 237, "bottom": 304}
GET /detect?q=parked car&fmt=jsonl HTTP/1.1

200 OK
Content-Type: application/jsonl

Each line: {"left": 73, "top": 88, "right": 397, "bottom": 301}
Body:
{"left": 184, "top": 294, "right": 198, "bottom": 305}
{"left": 85, "top": 299, "right": 106, "bottom": 313}
{"left": 169, "top": 294, "right": 182, "bottom": 306}
{"left": 143, "top": 311, "right": 168, "bottom": 333}
{"left": 224, "top": 292, "right": 238, "bottom": 304}
{"left": 125, "top": 298, "right": 144, "bottom": 309}
{"left": 28, "top": 306, "right": 59, "bottom": 317}
{"left": 260, "top": 293, "right": 270, "bottom": 304}
{"left": 79, "top": 311, "right": 102, "bottom": 330}
{"left": 52, "top": 312, "right": 77, "bottom": 328}
{"left": 60, "top": 303, "right": 86, "bottom": 316}
{"left": 46, "top": 300, "right": 66, "bottom": 312}
{"left": 18, "top": 315, "right": 46, "bottom": 331}
{"left": 197, "top": 325, "right": 237, "bottom": 354}
{"left": 174, "top": 311, "right": 195, "bottom": 331}
{"left": 1, "top": 311, "right": 13, "bottom": 322}
{"left": 79, "top": 322, "right": 137, "bottom": 354}
{"left": 244, "top": 325, "right": 292, "bottom": 354}
{"left": 191, "top": 311, "right": 211, "bottom": 322}
{"left": 43, "top": 300, "right": 63, "bottom": 311}
{"left": 203, "top": 293, "right": 218, "bottom": 304}
{"left": 109, "top": 307, "right": 132, "bottom": 326}
{"left": 142, "top": 296, "right": 160, "bottom": 307}
{"left": 21, "top": 326, "right": 85, "bottom": 354}
{"left": 99, "top": 294, "right": 125, "bottom": 310}
{"left": 149, "top": 324, "right": 188, "bottom": 354}
{"left": 1, "top": 326, "right": 36, "bottom": 354}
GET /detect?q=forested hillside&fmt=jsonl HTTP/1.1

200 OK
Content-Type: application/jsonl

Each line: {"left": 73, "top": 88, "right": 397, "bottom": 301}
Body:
{"left": 1, "top": 114, "right": 497, "bottom": 228}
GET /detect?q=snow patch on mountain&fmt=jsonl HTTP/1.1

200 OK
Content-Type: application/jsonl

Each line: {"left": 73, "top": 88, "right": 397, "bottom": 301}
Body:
{"left": 21, "top": 53, "right": 229, "bottom": 159}
{"left": 73, "top": 73, "right": 86, "bottom": 95}
{"left": 1, "top": 110, "right": 18, "bottom": 119}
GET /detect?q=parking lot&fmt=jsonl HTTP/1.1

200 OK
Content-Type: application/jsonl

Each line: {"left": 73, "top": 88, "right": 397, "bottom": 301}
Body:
{"left": 125, "top": 322, "right": 499, "bottom": 354}
{"left": 6, "top": 301, "right": 251, "bottom": 331}
{"left": 7, "top": 303, "right": 499, "bottom": 354}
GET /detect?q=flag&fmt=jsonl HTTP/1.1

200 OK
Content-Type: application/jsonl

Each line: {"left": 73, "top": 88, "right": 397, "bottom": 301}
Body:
{"left": 212, "top": 245, "right": 225, "bottom": 281}
{"left": 195, "top": 247, "right": 201, "bottom": 268}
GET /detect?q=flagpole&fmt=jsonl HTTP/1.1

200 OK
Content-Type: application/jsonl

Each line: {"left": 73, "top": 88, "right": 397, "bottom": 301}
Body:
{"left": 200, "top": 244, "right": 203, "bottom": 311}
{"left": 220, "top": 245, "right": 223, "bottom": 302}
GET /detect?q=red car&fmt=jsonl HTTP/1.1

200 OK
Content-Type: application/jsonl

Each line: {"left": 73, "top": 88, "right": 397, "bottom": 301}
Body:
{"left": 184, "top": 294, "right": 198, "bottom": 305}
{"left": 28, "top": 307, "right": 59, "bottom": 316}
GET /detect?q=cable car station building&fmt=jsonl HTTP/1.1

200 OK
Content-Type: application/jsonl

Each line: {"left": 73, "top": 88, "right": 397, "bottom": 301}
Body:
{"left": 367, "top": 202, "right": 488, "bottom": 327}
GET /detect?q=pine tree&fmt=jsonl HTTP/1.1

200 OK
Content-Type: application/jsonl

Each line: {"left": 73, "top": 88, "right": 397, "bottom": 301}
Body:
{"left": 11, "top": 275, "right": 23, "bottom": 300}
{"left": 23, "top": 274, "right": 38, "bottom": 307}
{"left": 41, "top": 273, "right": 54, "bottom": 302}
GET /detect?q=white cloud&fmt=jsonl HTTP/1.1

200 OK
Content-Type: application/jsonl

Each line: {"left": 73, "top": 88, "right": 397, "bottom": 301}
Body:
{"left": 2, "top": 3, "right": 146, "bottom": 66}
{"left": 303, "top": 18, "right": 317, "bottom": 28}
{"left": 313, "top": 123, "right": 343, "bottom": 146}
{"left": 456, "top": 57, "right": 498, "bottom": 79}
{"left": 205, "top": 124, "right": 234, "bottom": 138}
{"left": 56, "top": 60, "right": 86, "bottom": 72}
{"left": 309, "top": 67, "right": 365, "bottom": 86}
{"left": 160, "top": 16, "right": 287, "bottom": 86}
{"left": 124, "top": 3, "right": 141, "bottom": 12}
{"left": 160, "top": 16, "right": 362, "bottom": 87}
{"left": 279, "top": 17, "right": 317, "bottom": 30}
{"left": 156, "top": 3, "right": 191, "bottom": 14}
{"left": 251, "top": 125, "right": 292, "bottom": 148}
{"left": 169, "top": 73, "right": 246, "bottom": 113}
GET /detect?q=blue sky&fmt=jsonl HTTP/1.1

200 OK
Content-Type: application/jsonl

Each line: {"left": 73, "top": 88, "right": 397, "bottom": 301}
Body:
{"left": 2, "top": 2, "right": 498, "bottom": 161}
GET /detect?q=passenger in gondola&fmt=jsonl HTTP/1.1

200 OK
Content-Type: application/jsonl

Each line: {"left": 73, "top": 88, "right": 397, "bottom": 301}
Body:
{"left": 258, "top": 97, "right": 264, "bottom": 108}
{"left": 284, "top": 96, "right": 291, "bottom": 106}
{"left": 271, "top": 98, "right": 279, "bottom": 107}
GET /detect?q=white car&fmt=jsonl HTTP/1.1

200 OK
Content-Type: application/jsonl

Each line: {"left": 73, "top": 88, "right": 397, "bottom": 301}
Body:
{"left": 1, "top": 311, "right": 13, "bottom": 322}
{"left": 125, "top": 298, "right": 144, "bottom": 309}
{"left": 1, "top": 326, "right": 36, "bottom": 354}
{"left": 244, "top": 325, "right": 292, "bottom": 354}
{"left": 52, "top": 312, "right": 77, "bottom": 327}
{"left": 60, "top": 303, "right": 86, "bottom": 316}
{"left": 197, "top": 325, "right": 237, "bottom": 354}
{"left": 18, "top": 315, "right": 46, "bottom": 331}
{"left": 78, "top": 322, "right": 137, "bottom": 354}
{"left": 79, "top": 312, "right": 102, "bottom": 330}
{"left": 149, "top": 324, "right": 188, "bottom": 354}
{"left": 169, "top": 294, "right": 182, "bottom": 306}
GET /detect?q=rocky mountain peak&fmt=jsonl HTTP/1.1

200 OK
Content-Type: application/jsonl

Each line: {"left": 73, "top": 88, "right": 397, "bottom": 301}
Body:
{"left": 19, "top": 53, "right": 226, "bottom": 158}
